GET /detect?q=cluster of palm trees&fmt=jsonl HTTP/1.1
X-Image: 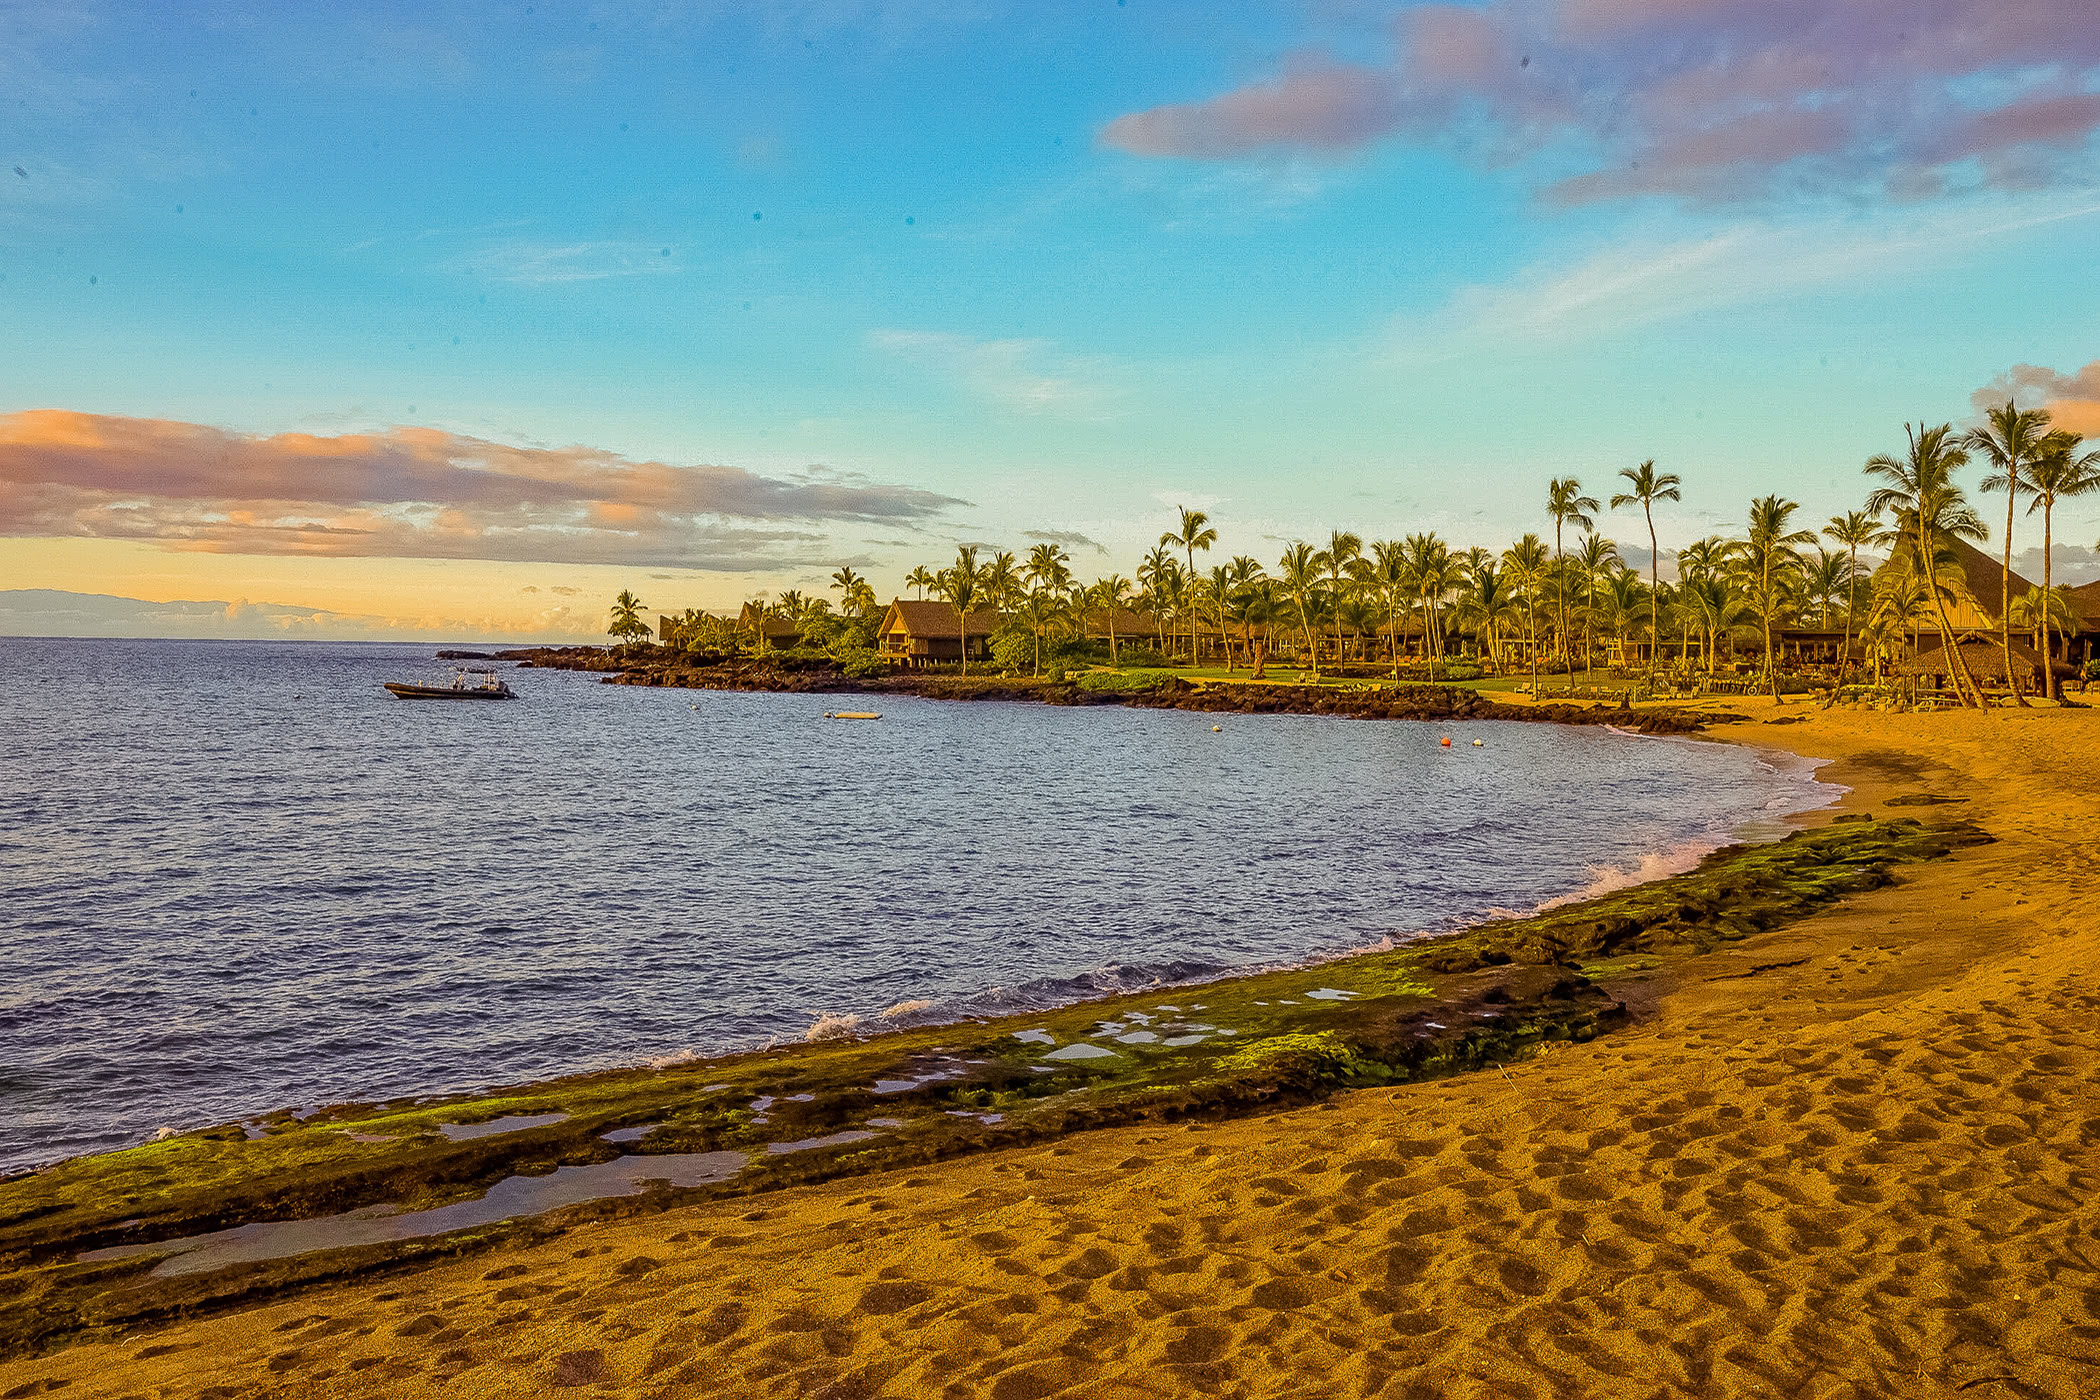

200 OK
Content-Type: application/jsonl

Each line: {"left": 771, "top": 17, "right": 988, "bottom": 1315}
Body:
{"left": 633, "top": 405, "right": 2099, "bottom": 704}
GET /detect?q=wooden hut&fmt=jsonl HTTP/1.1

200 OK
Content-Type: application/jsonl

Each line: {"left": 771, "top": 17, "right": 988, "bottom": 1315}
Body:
{"left": 877, "top": 599, "right": 1000, "bottom": 666}
{"left": 1895, "top": 637, "right": 2057, "bottom": 691}
{"left": 736, "top": 602, "right": 803, "bottom": 651}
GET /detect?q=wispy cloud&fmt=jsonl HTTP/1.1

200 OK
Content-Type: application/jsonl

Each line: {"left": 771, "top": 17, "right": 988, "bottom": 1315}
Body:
{"left": 0, "top": 411, "right": 966, "bottom": 570}
{"left": 1390, "top": 198, "right": 2100, "bottom": 358}
{"left": 455, "top": 240, "right": 682, "bottom": 286}
{"left": 1100, "top": 0, "right": 2100, "bottom": 207}
{"left": 868, "top": 329, "right": 1124, "bottom": 417}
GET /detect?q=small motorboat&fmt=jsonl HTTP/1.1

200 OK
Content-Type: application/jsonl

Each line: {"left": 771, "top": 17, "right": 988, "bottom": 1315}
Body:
{"left": 385, "top": 667, "right": 516, "bottom": 701}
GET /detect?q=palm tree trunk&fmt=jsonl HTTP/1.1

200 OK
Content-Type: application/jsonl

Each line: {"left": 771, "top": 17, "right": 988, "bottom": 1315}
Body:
{"left": 2002, "top": 483, "right": 2026, "bottom": 705}
{"left": 1921, "top": 521, "right": 1981, "bottom": 707}
{"left": 1645, "top": 503, "right": 1659, "bottom": 685}
{"left": 2044, "top": 499, "right": 2059, "bottom": 700}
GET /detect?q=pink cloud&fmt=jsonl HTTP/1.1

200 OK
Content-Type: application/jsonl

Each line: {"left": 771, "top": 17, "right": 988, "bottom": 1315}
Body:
{"left": 1970, "top": 360, "right": 2100, "bottom": 438}
{"left": 1099, "top": 0, "right": 2100, "bottom": 205}
{"left": 0, "top": 411, "right": 963, "bottom": 569}
{"left": 1099, "top": 63, "right": 1401, "bottom": 160}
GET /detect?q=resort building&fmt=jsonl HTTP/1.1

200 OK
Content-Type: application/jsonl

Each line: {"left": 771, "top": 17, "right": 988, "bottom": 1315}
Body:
{"left": 877, "top": 599, "right": 1000, "bottom": 666}
{"left": 737, "top": 602, "right": 804, "bottom": 652}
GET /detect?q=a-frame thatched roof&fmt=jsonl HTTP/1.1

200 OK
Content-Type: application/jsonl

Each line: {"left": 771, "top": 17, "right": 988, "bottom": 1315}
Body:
{"left": 879, "top": 598, "right": 1000, "bottom": 639}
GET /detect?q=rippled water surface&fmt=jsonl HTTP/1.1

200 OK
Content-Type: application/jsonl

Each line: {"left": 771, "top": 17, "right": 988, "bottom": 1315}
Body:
{"left": 0, "top": 638, "right": 1835, "bottom": 1170}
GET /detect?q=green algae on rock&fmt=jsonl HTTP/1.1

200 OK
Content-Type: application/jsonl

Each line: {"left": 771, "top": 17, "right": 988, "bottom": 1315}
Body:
{"left": 0, "top": 817, "right": 1983, "bottom": 1359}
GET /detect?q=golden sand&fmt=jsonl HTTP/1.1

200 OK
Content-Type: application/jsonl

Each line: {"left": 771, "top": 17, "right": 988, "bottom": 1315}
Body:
{"left": 7, "top": 702, "right": 2099, "bottom": 1398}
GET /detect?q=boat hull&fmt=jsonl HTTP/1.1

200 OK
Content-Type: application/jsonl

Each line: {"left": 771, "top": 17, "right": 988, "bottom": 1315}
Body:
{"left": 384, "top": 683, "right": 513, "bottom": 700}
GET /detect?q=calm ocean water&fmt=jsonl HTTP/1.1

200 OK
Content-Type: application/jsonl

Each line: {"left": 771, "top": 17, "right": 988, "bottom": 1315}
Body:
{"left": 0, "top": 638, "right": 1837, "bottom": 1171}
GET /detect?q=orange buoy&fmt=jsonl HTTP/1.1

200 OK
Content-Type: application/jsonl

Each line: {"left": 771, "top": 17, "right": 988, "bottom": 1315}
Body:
{"left": 1440, "top": 736, "right": 1452, "bottom": 747}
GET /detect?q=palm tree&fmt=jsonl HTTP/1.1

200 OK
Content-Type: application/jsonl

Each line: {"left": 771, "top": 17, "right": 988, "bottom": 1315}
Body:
{"left": 1024, "top": 542, "right": 1072, "bottom": 597}
{"left": 1546, "top": 478, "right": 1599, "bottom": 669}
{"left": 1680, "top": 574, "right": 1740, "bottom": 678}
{"left": 1336, "top": 595, "right": 1378, "bottom": 662}
{"left": 2025, "top": 432, "right": 2100, "bottom": 697}
{"left": 1087, "top": 574, "right": 1132, "bottom": 665}
{"left": 1822, "top": 510, "right": 1878, "bottom": 683}
{"left": 905, "top": 565, "right": 935, "bottom": 601}
{"left": 1503, "top": 534, "right": 1549, "bottom": 694}
{"left": 1800, "top": 548, "right": 1858, "bottom": 632}
{"left": 1161, "top": 506, "right": 1219, "bottom": 591}
{"left": 1137, "top": 545, "right": 1180, "bottom": 655}
{"left": 1016, "top": 589, "right": 1066, "bottom": 675}
{"left": 1866, "top": 423, "right": 1988, "bottom": 707}
{"left": 1730, "top": 495, "right": 1814, "bottom": 700}
{"left": 1456, "top": 559, "right": 1517, "bottom": 668}
{"left": 1401, "top": 532, "right": 1453, "bottom": 663}
{"left": 1609, "top": 461, "right": 1681, "bottom": 684}
{"left": 608, "top": 589, "right": 650, "bottom": 648}
{"left": 1277, "top": 541, "right": 1329, "bottom": 679}
{"left": 1368, "top": 539, "right": 1410, "bottom": 675}
{"left": 1575, "top": 532, "right": 1620, "bottom": 674}
{"left": 1230, "top": 577, "right": 1283, "bottom": 679}
{"left": 1966, "top": 402, "right": 2054, "bottom": 704}
{"left": 934, "top": 546, "right": 983, "bottom": 674}
{"left": 1597, "top": 567, "right": 1649, "bottom": 668}
{"left": 1323, "top": 531, "right": 1362, "bottom": 666}
{"left": 981, "top": 551, "right": 1023, "bottom": 612}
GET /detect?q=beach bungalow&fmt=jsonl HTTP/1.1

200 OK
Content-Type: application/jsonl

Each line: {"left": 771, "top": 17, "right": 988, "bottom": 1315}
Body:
{"left": 877, "top": 599, "right": 1000, "bottom": 666}
{"left": 1896, "top": 638, "right": 2059, "bottom": 693}
{"left": 738, "top": 602, "right": 804, "bottom": 652}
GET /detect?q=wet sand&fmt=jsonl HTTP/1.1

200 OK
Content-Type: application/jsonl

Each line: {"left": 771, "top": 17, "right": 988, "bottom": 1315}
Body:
{"left": 8, "top": 701, "right": 2098, "bottom": 1398}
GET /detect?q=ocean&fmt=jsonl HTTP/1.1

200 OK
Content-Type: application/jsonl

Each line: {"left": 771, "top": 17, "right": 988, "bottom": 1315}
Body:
{"left": 0, "top": 637, "right": 1838, "bottom": 1171}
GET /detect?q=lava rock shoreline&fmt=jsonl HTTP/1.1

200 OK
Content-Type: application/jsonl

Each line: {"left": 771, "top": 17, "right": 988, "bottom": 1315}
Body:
{"left": 498, "top": 647, "right": 1726, "bottom": 736}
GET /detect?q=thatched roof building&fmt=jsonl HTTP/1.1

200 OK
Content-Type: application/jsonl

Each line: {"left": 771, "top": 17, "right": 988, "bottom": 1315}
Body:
{"left": 877, "top": 599, "right": 1000, "bottom": 665}
{"left": 1895, "top": 637, "right": 2060, "bottom": 682}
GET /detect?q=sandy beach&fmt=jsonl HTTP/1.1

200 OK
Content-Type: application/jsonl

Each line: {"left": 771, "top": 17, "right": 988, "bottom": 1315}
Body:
{"left": 7, "top": 701, "right": 2097, "bottom": 1399}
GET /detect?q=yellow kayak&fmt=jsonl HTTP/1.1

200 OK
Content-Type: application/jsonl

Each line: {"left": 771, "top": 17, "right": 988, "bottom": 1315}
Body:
{"left": 825, "top": 711, "right": 882, "bottom": 720}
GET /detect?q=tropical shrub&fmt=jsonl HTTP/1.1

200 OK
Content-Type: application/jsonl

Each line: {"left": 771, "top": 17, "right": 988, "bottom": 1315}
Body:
{"left": 838, "top": 649, "right": 891, "bottom": 680}
{"left": 1075, "top": 668, "right": 1176, "bottom": 693}
{"left": 989, "top": 625, "right": 1035, "bottom": 673}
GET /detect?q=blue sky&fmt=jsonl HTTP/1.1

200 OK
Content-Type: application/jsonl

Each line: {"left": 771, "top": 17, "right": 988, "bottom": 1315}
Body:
{"left": 5, "top": 1, "right": 2100, "bottom": 638}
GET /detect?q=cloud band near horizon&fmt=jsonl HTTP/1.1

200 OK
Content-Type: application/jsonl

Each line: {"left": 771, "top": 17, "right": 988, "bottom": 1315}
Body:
{"left": 0, "top": 411, "right": 967, "bottom": 570}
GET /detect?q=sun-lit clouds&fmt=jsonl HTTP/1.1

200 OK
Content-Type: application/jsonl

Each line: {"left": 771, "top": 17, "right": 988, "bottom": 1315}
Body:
{"left": 0, "top": 411, "right": 966, "bottom": 570}
{"left": 1972, "top": 359, "right": 2100, "bottom": 436}
{"left": 867, "top": 330, "right": 1124, "bottom": 417}
{"left": 1099, "top": 0, "right": 2100, "bottom": 206}
{"left": 0, "top": 587, "right": 600, "bottom": 642}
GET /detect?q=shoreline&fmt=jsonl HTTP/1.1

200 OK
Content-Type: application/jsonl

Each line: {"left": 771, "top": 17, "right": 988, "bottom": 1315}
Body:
{"left": 504, "top": 644, "right": 1730, "bottom": 735}
{"left": 9, "top": 710, "right": 1832, "bottom": 1180}
{"left": 11, "top": 702, "right": 2095, "bottom": 1397}
{"left": 0, "top": 700, "right": 1981, "bottom": 1361}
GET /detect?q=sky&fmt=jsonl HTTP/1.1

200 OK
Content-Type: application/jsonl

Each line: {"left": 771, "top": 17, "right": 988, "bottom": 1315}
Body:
{"left": 4, "top": 0, "right": 2100, "bottom": 641}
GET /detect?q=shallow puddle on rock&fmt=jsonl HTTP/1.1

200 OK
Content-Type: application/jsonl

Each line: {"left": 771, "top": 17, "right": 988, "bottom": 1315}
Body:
{"left": 765, "top": 1130, "right": 878, "bottom": 1155}
{"left": 79, "top": 1151, "right": 749, "bottom": 1278}
{"left": 1042, "top": 1043, "right": 1119, "bottom": 1062}
{"left": 1304, "top": 988, "right": 1357, "bottom": 1001}
{"left": 436, "top": 1113, "right": 569, "bottom": 1142}
{"left": 1011, "top": 1029, "right": 1056, "bottom": 1046}
{"left": 601, "top": 1123, "right": 659, "bottom": 1144}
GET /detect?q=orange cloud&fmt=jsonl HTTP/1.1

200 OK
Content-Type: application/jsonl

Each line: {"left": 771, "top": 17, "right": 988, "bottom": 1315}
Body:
{"left": 0, "top": 411, "right": 964, "bottom": 570}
